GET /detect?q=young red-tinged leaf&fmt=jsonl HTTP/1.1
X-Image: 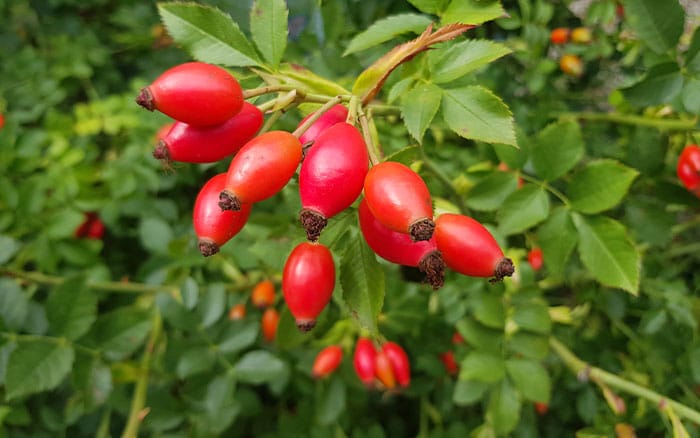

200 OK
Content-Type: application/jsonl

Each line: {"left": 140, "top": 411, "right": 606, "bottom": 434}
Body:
{"left": 344, "top": 13, "right": 433, "bottom": 56}
{"left": 441, "top": 86, "right": 516, "bottom": 146}
{"left": 568, "top": 160, "right": 639, "bottom": 214}
{"left": 5, "top": 340, "right": 75, "bottom": 400}
{"left": 352, "top": 23, "right": 473, "bottom": 105}
{"left": 249, "top": 0, "right": 288, "bottom": 68}
{"left": 573, "top": 214, "right": 640, "bottom": 295}
{"left": 400, "top": 83, "right": 442, "bottom": 143}
{"left": 158, "top": 2, "right": 261, "bottom": 67}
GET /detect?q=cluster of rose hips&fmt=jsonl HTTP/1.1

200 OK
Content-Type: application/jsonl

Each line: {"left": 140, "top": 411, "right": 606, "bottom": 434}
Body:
{"left": 550, "top": 26, "right": 592, "bottom": 77}
{"left": 677, "top": 144, "right": 700, "bottom": 198}
{"left": 136, "top": 61, "right": 514, "bottom": 336}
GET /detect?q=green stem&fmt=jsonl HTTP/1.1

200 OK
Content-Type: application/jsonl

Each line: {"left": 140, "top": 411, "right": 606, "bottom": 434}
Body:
{"left": 1, "top": 269, "right": 178, "bottom": 295}
{"left": 419, "top": 148, "right": 467, "bottom": 214}
{"left": 550, "top": 337, "right": 700, "bottom": 425}
{"left": 0, "top": 332, "right": 101, "bottom": 357}
{"left": 259, "top": 109, "right": 285, "bottom": 135}
{"left": 519, "top": 173, "right": 571, "bottom": 207}
{"left": 122, "top": 311, "right": 162, "bottom": 438}
{"left": 557, "top": 112, "right": 698, "bottom": 131}
{"left": 358, "top": 107, "right": 382, "bottom": 166}
{"left": 366, "top": 103, "right": 400, "bottom": 116}
{"left": 346, "top": 95, "right": 359, "bottom": 126}
{"left": 243, "top": 85, "right": 298, "bottom": 99}
{"left": 292, "top": 96, "right": 343, "bottom": 138}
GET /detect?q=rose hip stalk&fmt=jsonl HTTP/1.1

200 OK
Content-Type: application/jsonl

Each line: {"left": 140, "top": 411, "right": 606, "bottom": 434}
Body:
{"left": 136, "top": 62, "right": 243, "bottom": 126}
{"left": 358, "top": 199, "right": 444, "bottom": 289}
{"left": 297, "top": 104, "right": 349, "bottom": 145}
{"left": 153, "top": 102, "right": 263, "bottom": 165}
{"left": 434, "top": 213, "right": 514, "bottom": 281}
{"left": 299, "top": 122, "right": 369, "bottom": 241}
{"left": 312, "top": 345, "right": 343, "bottom": 379}
{"left": 363, "top": 161, "right": 434, "bottom": 242}
{"left": 353, "top": 337, "right": 376, "bottom": 387}
{"left": 219, "top": 131, "right": 302, "bottom": 211}
{"left": 282, "top": 242, "right": 336, "bottom": 332}
{"left": 193, "top": 173, "right": 252, "bottom": 257}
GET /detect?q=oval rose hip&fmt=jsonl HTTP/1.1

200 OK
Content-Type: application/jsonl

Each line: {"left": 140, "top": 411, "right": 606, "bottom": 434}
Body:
{"left": 363, "top": 161, "right": 434, "bottom": 242}
{"left": 219, "top": 131, "right": 302, "bottom": 211}
{"left": 193, "top": 173, "right": 252, "bottom": 257}
{"left": 297, "top": 104, "right": 349, "bottom": 145}
{"left": 374, "top": 349, "right": 396, "bottom": 389}
{"left": 435, "top": 213, "right": 514, "bottom": 281}
{"left": 153, "top": 102, "right": 263, "bottom": 165}
{"left": 299, "top": 122, "right": 368, "bottom": 241}
{"left": 528, "top": 247, "right": 544, "bottom": 271}
{"left": 358, "top": 199, "right": 444, "bottom": 289}
{"left": 312, "top": 345, "right": 343, "bottom": 379}
{"left": 353, "top": 338, "right": 376, "bottom": 387}
{"left": 261, "top": 308, "right": 279, "bottom": 343}
{"left": 136, "top": 62, "right": 243, "bottom": 126}
{"left": 282, "top": 242, "right": 335, "bottom": 332}
{"left": 382, "top": 342, "right": 410, "bottom": 388}
{"left": 251, "top": 279, "right": 275, "bottom": 309}
{"left": 677, "top": 144, "right": 700, "bottom": 196}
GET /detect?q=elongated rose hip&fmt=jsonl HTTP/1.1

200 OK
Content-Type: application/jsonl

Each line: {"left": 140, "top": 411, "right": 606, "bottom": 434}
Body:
{"left": 353, "top": 337, "right": 376, "bottom": 387}
{"left": 312, "top": 345, "right": 343, "bottom": 379}
{"left": 298, "top": 104, "right": 349, "bottom": 145}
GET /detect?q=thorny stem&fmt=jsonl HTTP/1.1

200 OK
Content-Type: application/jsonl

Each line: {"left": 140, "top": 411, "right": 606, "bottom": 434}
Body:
{"left": 419, "top": 147, "right": 467, "bottom": 214}
{"left": 292, "top": 96, "right": 343, "bottom": 138}
{"left": 358, "top": 107, "right": 382, "bottom": 165}
{"left": 122, "top": 312, "right": 162, "bottom": 438}
{"left": 519, "top": 173, "right": 571, "bottom": 207}
{"left": 556, "top": 112, "right": 698, "bottom": 131}
{"left": 550, "top": 337, "right": 700, "bottom": 426}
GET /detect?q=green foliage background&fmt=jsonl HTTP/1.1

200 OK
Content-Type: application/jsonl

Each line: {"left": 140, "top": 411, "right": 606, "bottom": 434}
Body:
{"left": 0, "top": 0, "right": 699, "bottom": 436}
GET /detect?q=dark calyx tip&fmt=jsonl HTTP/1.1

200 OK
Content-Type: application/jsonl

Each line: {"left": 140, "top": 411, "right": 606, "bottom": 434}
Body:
{"left": 295, "top": 318, "right": 316, "bottom": 333}
{"left": 218, "top": 191, "right": 241, "bottom": 211}
{"left": 135, "top": 87, "right": 155, "bottom": 111}
{"left": 299, "top": 209, "right": 328, "bottom": 242}
{"left": 409, "top": 218, "right": 435, "bottom": 242}
{"left": 152, "top": 140, "right": 170, "bottom": 160}
{"left": 198, "top": 239, "right": 220, "bottom": 257}
{"left": 490, "top": 257, "right": 515, "bottom": 283}
{"left": 418, "top": 250, "right": 446, "bottom": 290}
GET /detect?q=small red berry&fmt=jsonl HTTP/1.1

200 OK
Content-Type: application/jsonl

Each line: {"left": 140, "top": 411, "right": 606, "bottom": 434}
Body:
{"left": 677, "top": 144, "right": 700, "bottom": 196}
{"left": 434, "top": 213, "right": 514, "bottom": 281}
{"left": 550, "top": 27, "right": 570, "bottom": 45}
{"left": 560, "top": 54, "right": 584, "bottom": 77}
{"left": 251, "top": 280, "right": 275, "bottom": 309}
{"left": 136, "top": 62, "right": 243, "bottom": 126}
{"left": 261, "top": 308, "right": 279, "bottom": 342}
{"left": 528, "top": 247, "right": 544, "bottom": 271}
{"left": 153, "top": 102, "right": 263, "bottom": 165}
{"left": 440, "top": 351, "right": 459, "bottom": 376}
{"left": 312, "top": 345, "right": 343, "bottom": 379}
{"left": 374, "top": 349, "right": 396, "bottom": 389}
{"left": 228, "top": 303, "right": 246, "bottom": 320}
{"left": 193, "top": 173, "right": 252, "bottom": 256}
{"left": 452, "top": 332, "right": 465, "bottom": 345}
{"left": 353, "top": 337, "right": 376, "bottom": 387}
{"left": 219, "top": 131, "right": 302, "bottom": 211}
{"left": 358, "top": 199, "right": 444, "bottom": 289}
{"left": 382, "top": 342, "right": 410, "bottom": 388}
{"left": 0, "top": 113, "right": 4, "bottom": 130}
{"left": 282, "top": 242, "right": 336, "bottom": 332}
{"left": 299, "top": 122, "right": 368, "bottom": 241}
{"left": 74, "top": 212, "right": 105, "bottom": 240}
{"left": 535, "top": 402, "right": 549, "bottom": 415}
{"left": 363, "top": 161, "right": 434, "bottom": 242}
{"left": 298, "top": 104, "right": 348, "bottom": 145}
{"left": 571, "top": 27, "right": 592, "bottom": 44}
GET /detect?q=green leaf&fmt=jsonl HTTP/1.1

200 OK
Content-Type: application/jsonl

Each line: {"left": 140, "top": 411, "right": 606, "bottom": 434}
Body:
{"left": 199, "top": 283, "right": 226, "bottom": 328}
{"left": 459, "top": 351, "right": 505, "bottom": 383}
{"left": 200, "top": 374, "right": 240, "bottom": 434}
{"left": 568, "top": 160, "right": 639, "bottom": 214}
{"left": 486, "top": 379, "right": 521, "bottom": 435}
{"left": 5, "top": 340, "right": 75, "bottom": 400}
{"left": 531, "top": 120, "right": 584, "bottom": 181}
{"left": 686, "top": 27, "right": 700, "bottom": 74}
{"left": 465, "top": 171, "right": 519, "bottom": 211}
{"left": 235, "top": 350, "right": 287, "bottom": 384}
{"left": 88, "top": 308, "right": 153, "bottom": 360}
{"left": 442, "top": 0, "right": 505, "bottom": 25}
{"left": 46, "top": 276, "right": 97, "bottom": 341}
{"left": 621, "top": 63, "right": 683, "bottom": 107}
{"left": 456, "top": 318, "right": 503, "bottom": 353}
{"left": 507, "top": 332, "right": 549, "bottom": 360}
{"left": 506, "top": 358, "right": 550, "bottom": 402}
{"left": 217, "top": 321, "right": 258, "bottom": 354}
{"left": 274, "top": 307, "right": 307, "bottom": 349}
{"left": 317, "top": 376, "right": 346, "bottom": 425}
{"left": 0, "top": 236, "right": 20, "bottom": 264}
{"left": 537, "top": 208, "right": 578, "bottom": 276}
{"left": 473, "top": 293, "right": 505, "bottom": 329}
{"left": 431, "top": 40, "right": 511, "bottom": 83}
{"left": 625, "top": 0, "right": 684, "bottom": 54}
{"left": 343, "top": 14, "right": 433, "bottom": 56}
{"left": 498, "top": 185, "right": 550, "bottom": 235}
{"left": 682, "top": 78, "right": 700, "bottom": 114}
{"left": 139, "top": 217, "right": 173, "bottom": 255}
{"left": 72, "top": 355, "right": 112, "bottom": 409}
{"left": 401, "top": 83, "right": 442, "bottom": 143}
{"left": 340, "top": 238, "right": 385, "bottom": 334}
{"left": 441, "top": 86, "right": 516, "bottom": 146}
{"left": 511, "top": 302, "right": 551, "bottom": 334}
{"left": 573, "top": 214, "right": 640, "bottom": 295}
{"left": 408, "top": 0, "right": 450, "bottom": 15}
{"left": 250, "top": 0, "right": 288, "bottom": 68}
{"left": 453, "top": 380, "right": 489, "bottom": 406}
{"left": 176, "top": 347, "right": 216, "bottom": 378}
{"left": 180, "top": 277, "right": 199, "bottom": 310}
{"left": 0, "top": 279, "right": 28, "bottom": 331}
{"left": 158, "top": 2, "right": 261, "bottom": 67}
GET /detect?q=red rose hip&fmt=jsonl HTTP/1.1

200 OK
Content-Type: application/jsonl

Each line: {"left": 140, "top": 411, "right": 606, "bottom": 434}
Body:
{"left": 219, "top": 131, "right": 302, "bottom": 211}
{"left": 136, "top": 62, "right": 243, "bottom": 126}
{"left": 299, "top": 122, "right": 368, "bottom": 241}
{"left": 677, "top": 144, "right": 700, "bottom": 196}
{"left": 193, "top": 173, "right": 252, "bottom": 256}
{"left": 528, "top": 247, "right": 544, "bottom": 271}
{"left": 282, "top": 242, "right": 335, "bottom": 332}
{"left": 312, "top": 345, "right": 343, "bottom": 379}
{"left": 358, "top": 199, "right": 444, "bottom": 289}
{"left": 363, "top": 161, "right": 434, "bottom": 242}
{"left": 435, "top": 213, "right": 514, "bottom": 281}
{"left": 298, "top": 104, "right": 348, "bottom": 144}
{"left": 382, "top": 342, "right": 410, "bottom": 388}
{"left": 153, "top": 102, "right": 263, "bottom": 165}
{"left": 353, "top": 337, "right": 376, "bottom": 387}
